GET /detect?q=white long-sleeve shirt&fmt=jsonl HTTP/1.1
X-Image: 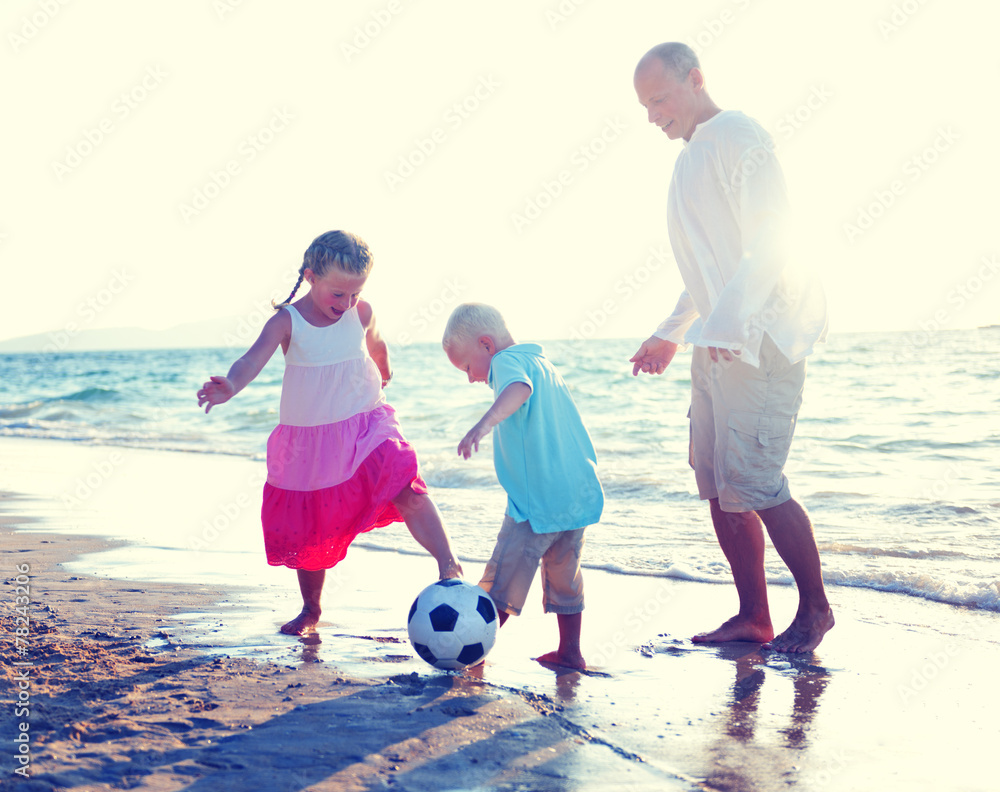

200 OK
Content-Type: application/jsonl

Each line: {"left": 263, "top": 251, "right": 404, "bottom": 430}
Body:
{"left": 653, "top": 110, "right": 827, "bottom": 367}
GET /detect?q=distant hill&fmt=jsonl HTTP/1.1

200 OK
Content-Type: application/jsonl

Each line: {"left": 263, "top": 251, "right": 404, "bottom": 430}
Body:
{"left": 0, "top": 316, "right": 267, "bottom": 353}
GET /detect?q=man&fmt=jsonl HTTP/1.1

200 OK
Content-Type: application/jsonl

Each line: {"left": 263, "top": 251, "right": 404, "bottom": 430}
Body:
{"left": 630, "top": 42, "right": 834, "bottom": 652}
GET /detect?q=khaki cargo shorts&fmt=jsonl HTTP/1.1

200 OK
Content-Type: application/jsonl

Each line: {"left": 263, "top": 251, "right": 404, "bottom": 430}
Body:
{"left": 689, "top": 335, "right": 805, "bottom": 513}
{"left": 479, "top": 515, "right": 585, "bottom": 616}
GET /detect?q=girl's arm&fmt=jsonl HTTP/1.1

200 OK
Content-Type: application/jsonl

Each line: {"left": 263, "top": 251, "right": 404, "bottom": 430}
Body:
{"left": 358, "top": 300, "right": 392, "bottom": 387}
{"left": 197, "top": 310, "right": 290, "bottom": 413}
{"left": 457, "top": 382, "right": 531, "bottom": 459}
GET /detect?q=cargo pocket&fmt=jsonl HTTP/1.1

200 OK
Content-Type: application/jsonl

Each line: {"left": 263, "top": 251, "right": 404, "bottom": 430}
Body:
{"left": 724, "top": 410, "right": 796, "bottom": 486}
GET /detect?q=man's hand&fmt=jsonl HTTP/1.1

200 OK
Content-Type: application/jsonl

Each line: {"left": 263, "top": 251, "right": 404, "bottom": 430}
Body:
{"left": 707, "top": 347, "right": 741, "bottom": 363}
{"left": 630, "top": 336, "right": 678, "bottom": 376}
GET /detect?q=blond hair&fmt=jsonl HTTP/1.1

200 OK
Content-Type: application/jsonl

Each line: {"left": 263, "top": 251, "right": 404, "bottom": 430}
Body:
{"left": 273, "top": 230, "right": 374, "bottom": 310}
{"left": 442, "top": 303, "right": 514, "bottom": 351}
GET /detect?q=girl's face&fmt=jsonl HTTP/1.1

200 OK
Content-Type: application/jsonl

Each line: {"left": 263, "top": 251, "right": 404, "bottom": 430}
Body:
{"left": 304, "top": 266, "right": 368, "bottom": 323}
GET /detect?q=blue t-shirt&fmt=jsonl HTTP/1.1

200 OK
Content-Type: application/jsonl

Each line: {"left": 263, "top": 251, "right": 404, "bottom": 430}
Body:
{"left": 488, "top": 343, "right": 604, "bottom": 533}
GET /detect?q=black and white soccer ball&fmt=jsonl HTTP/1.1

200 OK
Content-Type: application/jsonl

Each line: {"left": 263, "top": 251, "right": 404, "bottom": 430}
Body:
{"left": 407, "top": 579, "right": 499, "bottom": 670}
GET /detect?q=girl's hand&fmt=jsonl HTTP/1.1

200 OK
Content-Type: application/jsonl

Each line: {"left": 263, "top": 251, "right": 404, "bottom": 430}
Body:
{"left": 197, "top": 376, "right": 235, "bottom": 413}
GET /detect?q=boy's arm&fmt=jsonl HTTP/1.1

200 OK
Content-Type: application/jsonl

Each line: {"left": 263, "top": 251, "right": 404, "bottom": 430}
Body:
{"left": 359, "top": 301, "right": 392, "bottom": 386}
{"left": 458, "top": 382, "right": 531, "bottom": 459}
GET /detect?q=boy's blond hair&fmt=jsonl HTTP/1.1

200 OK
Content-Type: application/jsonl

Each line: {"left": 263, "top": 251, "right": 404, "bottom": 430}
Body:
{"left": 442, "top": 303, "right": 514, "bottom": 351}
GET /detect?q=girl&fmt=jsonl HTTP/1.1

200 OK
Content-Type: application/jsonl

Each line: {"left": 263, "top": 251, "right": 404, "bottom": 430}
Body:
{"left": 197, "top": 230, "right": 463, "bottom": 636}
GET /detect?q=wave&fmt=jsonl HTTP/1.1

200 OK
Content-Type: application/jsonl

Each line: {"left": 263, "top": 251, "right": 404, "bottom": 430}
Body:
{"left": 578, "top": 555, "right": 1000, "bottom": 612}
{"left": 0, "top": 388, "right": 124, "bottom": 420}
{"left": 364, "top": 538, "right": 1000, "bottom": 613}
{"left": 0, "top": 400, "right": 45, "bottom": 419}
{"left": 0, "top": 425, "right": 257, "bottom": 459}
{"left": 819, "top": 542, "right": 984, "bottom": 561}
{"left": 826, "top": 569, "right": 1000, "bottom": 612}
{"left": 63, "top": 387, "right": 122, "bottom": 402}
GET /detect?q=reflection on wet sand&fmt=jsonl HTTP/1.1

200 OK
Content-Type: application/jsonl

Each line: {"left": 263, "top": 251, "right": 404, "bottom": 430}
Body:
{"left": 705, "top": 643, "right": 832, "bottom": 790}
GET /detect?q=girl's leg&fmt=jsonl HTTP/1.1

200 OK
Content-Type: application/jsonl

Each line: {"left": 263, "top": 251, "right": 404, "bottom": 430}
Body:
{"left": 392, "top": 486, "right": 463, "bottom": 579}
{"left": 281, "top": 569, "right": 325, "bottom": 635}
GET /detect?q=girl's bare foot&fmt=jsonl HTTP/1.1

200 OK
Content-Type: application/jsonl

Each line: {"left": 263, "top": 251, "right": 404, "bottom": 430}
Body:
{"left": 280, "top": 607, "right": 320, "bottom": 636}
{"left": 438, "top": 558, "right": 464, "bottom": 579}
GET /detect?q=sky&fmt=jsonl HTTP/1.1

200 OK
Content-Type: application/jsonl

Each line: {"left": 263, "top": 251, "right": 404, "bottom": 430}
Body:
{"left": 3, "top": 0, "right": 999, "bottom": 350}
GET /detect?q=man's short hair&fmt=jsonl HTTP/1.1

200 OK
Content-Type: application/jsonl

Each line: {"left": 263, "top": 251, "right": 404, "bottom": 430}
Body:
{"left": 640, "top": 42, "right": 700, "bottom": 80}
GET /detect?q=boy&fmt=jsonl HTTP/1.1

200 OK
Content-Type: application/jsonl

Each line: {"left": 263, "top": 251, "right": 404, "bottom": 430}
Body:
{"left": 442, "top": 303, "right": 603, "bottom": 670}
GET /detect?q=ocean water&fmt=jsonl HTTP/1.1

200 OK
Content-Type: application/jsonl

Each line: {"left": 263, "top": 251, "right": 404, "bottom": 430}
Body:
{"left": 2, "top": 329, "right": 999, "bottom": 614}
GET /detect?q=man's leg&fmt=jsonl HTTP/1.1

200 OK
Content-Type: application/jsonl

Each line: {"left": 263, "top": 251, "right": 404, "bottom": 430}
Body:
{"left": 758, "top": 498, "right": 834, "bottom": 652}
{"left": 693, "top": 499, "right": 775, "bottom": 644}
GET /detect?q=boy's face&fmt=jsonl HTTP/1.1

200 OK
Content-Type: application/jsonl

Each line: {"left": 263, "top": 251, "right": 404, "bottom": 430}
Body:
{"left": 446, "top": 336, "right": 495, "bottom": 384}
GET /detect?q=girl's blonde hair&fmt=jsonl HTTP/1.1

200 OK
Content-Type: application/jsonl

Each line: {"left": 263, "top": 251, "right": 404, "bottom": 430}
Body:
{"left": 273, "top": 230, "right": 373, "bottom": 309}
{"left": 442, "top": 303, "right": 513, "bottom": 351}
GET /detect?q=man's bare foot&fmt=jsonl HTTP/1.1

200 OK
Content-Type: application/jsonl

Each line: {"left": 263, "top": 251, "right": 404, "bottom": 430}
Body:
{"left": 280, "top": 608, "right": 320, "bottom": 636}
{"left": 438, "top": 558, "right": 464, "bottom": 580}
{"left": 534, "top": 649, "right": 586, "bottom": 671}
{"left": 766, "top": 608, "right": 835, "bottom": 653}
{"left": 692, "top": 615, "right": 774, "bottom": 645}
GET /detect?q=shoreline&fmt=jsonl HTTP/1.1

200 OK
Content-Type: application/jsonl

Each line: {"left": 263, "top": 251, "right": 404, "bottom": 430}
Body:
{"left": 2, "top": 438, "right": 999, "bottom": 790}
{"left": 5, "top": 523, "right": 682, "bottom": 791}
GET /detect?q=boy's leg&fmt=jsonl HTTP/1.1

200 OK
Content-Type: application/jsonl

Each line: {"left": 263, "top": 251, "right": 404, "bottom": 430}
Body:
{"left": 536, "top": 613, "right": 584, "bottom": 671}
{"left": 281, "top": 569, "right": 325, "bottom": 635}
{"left": 535, "top": 529, "right": 586, "bottom": 670}
{"left": 392, "top": 486, "right": 463, "bottom": 579}
{"left": 479, "top": 516, "right": 544, "bottom": 618}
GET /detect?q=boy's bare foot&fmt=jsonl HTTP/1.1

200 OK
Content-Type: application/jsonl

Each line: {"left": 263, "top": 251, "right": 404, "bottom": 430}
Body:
{"left": 766, "top": 608, "right": 835, "bottom": 653}
{"left": 534, "top": 649, "right": 586, "bottom": 671}
{"left": 280, "top": 608, "right": 320, "bottom": 636}
{"left": 692, "top": 615, "right": 774, "bottom": 645}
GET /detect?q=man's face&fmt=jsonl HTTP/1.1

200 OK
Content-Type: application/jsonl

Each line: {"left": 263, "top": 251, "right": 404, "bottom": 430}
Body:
{"left": 634, "top": 60, "right": 700, "bottom": 142}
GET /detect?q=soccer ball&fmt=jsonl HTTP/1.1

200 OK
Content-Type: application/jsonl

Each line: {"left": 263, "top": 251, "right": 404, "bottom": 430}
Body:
{"left": 407, "top": 579, "right": 499, "bottom": 671}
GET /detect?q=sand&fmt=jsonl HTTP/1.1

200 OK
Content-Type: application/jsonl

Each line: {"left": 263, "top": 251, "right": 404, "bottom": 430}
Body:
{"left": 1, "top": 437, "right": 998, "bottom": 791}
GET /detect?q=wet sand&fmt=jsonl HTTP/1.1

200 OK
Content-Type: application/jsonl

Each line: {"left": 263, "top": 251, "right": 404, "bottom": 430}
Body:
{"left": 1, "top": 437, "right": 997, "bottom": 791}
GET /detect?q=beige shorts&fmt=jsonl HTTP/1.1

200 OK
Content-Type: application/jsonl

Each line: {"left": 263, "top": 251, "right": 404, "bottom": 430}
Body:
{"left": 689, "top": 335, "right": 805, "bottom": 513}
{"left": 478, "top": 516, "right": 585, "bottom": 616}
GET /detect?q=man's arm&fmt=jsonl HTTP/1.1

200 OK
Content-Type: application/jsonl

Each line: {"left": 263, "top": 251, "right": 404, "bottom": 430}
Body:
{"left": 698, "top": 144, "right": 790, "bottom": 352}
{"left": 630, "top": 290, "right": 695, "bottom": 376}
{"left": 457, "top": 382, "right": 531, "bottom": 459}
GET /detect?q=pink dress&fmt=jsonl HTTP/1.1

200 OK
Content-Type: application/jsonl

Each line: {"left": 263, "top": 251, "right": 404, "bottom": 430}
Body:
{"left": 261, "top": 304, "right": 426, "bottom": 570}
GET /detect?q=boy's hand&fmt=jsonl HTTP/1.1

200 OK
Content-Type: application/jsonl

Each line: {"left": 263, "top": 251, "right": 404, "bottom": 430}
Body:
{"left": 197, "top": 376, "right": 235, "bottom": 413}
{"left": 457, "top": 382, "right": 531, "bottom": 458}
{"left": 457, "top": 425, "right": 489, "bottom": 459}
